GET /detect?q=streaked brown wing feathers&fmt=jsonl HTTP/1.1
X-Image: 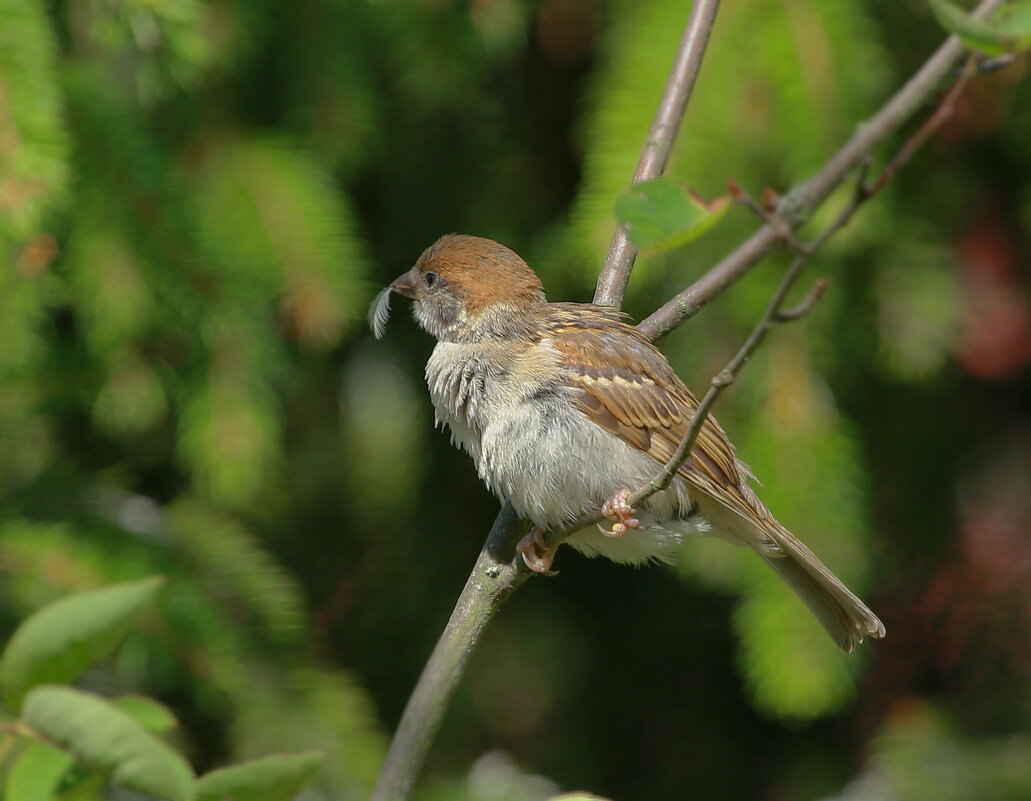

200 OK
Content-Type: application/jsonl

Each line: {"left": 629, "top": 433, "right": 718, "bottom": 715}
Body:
{"left": 546, "top": 304, "right": 742, "bottom": 496}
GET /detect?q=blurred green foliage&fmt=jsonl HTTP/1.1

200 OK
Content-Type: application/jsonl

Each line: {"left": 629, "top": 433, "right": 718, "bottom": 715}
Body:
{"left": 0, "top": 579, "right": 327, "bottom": 800}
{"left": 1, "top": 0, "right": 1029, "bottom": 800}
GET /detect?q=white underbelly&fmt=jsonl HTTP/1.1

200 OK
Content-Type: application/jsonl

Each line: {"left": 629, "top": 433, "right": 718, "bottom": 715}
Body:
{"left": 475, "top": 392, "right": 706, "bottom": 564}
{"left": 427, "top": 343, "right": 707, "bottom": 565}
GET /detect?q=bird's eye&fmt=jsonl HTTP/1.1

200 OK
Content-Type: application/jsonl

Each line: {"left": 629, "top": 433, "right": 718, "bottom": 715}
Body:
{"left": 424, "top": 271, "right": 439, "bottom": 288}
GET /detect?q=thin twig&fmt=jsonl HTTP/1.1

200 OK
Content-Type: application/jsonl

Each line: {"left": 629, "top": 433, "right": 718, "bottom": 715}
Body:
{"left": 777, "top": 278, "right": 831, "bottom": 321}
{"left": 727, "top": 178, "right": 810, "bottom": 255}
{"left": 551, "top": 177, "right": 854, "bottom": 538}
{"left": 538, "top": 163, "right": 875, "bottom": 561}
{"left": 638, "top": 0, "right": 1003, "bottom": 342}
{"left": 594, "top": 0, "right": 723, "bottom": 307}
{"left": 631, "top": 255, "right": 822, "bottom": 505}
{"left": 624, "top": 177, "right": 864, "bottom": 505}
{"left": 612, "top": 61, "right": 985, "bottom": 509}
{"left": 866, "top": 53, "right": 977, "bottom": 197}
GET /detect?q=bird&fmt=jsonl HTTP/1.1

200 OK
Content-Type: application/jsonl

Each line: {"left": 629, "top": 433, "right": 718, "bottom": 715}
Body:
{"left": 370, "top": 233, "right": 885, "bottom": 652}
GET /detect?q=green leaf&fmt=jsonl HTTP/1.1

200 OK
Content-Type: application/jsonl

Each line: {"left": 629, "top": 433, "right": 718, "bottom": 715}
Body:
{"left": 110, "top": 694, "right": 178, "bottom": 733}
{"left": 549, "top": 795, "right": 613, "bottom": 801}
{"left": 5, "top": 741, "right": 75, "bottom": 801}
{"left": 195, "top": 752, "right": 324, "bottom": 801}
{"left": 22, "top": 686, "right": 193, "bottom": 801}
{"left": 993, "top": 3, "right": 1031, "bottom": 47}
{"left": 615, "top": 178, "right": 730, "bottom": 253}
{"left": 930, "top": 1, "right": 1031, "bottom": 55}
{"left": 0, "top": 577, "right": 165, "bottom": 711}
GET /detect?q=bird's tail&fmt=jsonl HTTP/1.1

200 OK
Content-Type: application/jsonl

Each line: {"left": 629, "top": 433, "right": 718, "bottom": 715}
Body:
{"left": 697, "top": 492, "right": 885, "bottom": 652}
{"left": 759, "top": 521, "right": 885, "bottom": 652}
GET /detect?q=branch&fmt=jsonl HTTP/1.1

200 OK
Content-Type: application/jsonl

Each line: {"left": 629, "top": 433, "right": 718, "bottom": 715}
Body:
{"left": 546, "top": 49, "right": 984, "bottom": 547}
{"left": 545, "top": 179, "right": 854, "bottom": 544}
{"left": 593, "top": 0, "right": 723, "bottom": 308}
{"left": 638, "top": 0, "right": 1003, "bottom": 342}
{"left": 777, "top": 278, "right": 831, "bottom": 321}
{"left": 629, "top": 183, "right": 860, "bottom": 503}
{"left": 370, "top": 506, "right": 528, "bottom": 801}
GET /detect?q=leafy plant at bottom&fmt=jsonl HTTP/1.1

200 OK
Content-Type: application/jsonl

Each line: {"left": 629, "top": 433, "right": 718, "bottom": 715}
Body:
{"left": 22, "top": 686, "right": 194, "bottom": 801}
{"left": 194, "top": 752, "right": 325, "bottom": 801}
{"left": 0, "top": 577, "right": 329, "bottom": 801}
{"left": 0, "top": 577, "right": 165, "bottom": 711}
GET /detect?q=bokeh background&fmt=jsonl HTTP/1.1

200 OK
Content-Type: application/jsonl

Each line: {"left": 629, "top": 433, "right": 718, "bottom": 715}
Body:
{"left": 2, "top": 0, "right": 1030, "bottom": 799}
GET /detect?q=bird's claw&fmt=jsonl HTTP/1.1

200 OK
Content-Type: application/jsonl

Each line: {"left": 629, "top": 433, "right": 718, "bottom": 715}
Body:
{"left": 600, "top": 489, "right": 640, "bottom": 538}
{"left": 517, "top": 526, "right": 560, "bottom": 576}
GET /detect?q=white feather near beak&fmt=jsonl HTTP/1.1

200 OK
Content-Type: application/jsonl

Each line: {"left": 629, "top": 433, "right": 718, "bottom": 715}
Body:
{"left": 368, "top": 286, "right": 393, "bottom": 339}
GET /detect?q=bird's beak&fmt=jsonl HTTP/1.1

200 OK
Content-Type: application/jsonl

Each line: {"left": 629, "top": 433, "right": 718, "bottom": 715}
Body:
{"left": 390, "top": 269, "right": 421, "bottom": 299}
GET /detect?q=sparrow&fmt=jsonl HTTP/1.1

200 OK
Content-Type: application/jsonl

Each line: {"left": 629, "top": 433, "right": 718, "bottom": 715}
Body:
{"left": 371, "top": 233, "right": 885, "bottom": 652}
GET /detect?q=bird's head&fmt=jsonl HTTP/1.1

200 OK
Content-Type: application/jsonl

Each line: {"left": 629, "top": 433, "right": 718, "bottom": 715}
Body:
{"left": 370, "top": 234, "right": 546, "bottom": 342}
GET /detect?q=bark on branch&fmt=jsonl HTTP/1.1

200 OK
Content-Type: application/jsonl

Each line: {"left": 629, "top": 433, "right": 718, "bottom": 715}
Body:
{"left": 639, "top": 0, "right": 1002, "bottom": 341}
{"left": 594, "top": 0, "right": 723, "bottom": 307}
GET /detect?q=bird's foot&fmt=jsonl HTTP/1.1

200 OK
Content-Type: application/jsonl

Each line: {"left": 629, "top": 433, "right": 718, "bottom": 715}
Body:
{"left": 517, "top": 526, "right": 560, "bottom": 575}
{"left": 600, "top": 488, "right": 640, "bottom": 538}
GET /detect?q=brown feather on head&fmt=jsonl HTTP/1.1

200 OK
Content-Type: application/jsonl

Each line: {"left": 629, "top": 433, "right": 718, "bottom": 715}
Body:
{"left": 413, "top": 234, "right": 546, "bottom": 314}
{"left": 378, "top": 233, "right": 548, "bottom": 342}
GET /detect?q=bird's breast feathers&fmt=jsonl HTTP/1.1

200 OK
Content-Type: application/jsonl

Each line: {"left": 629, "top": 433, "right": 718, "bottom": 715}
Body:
{"left": 424, "top": 336, "right": 694, "bottom": 534}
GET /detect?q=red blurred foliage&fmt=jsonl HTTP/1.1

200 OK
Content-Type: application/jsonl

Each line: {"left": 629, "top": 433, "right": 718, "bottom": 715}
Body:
{"left": 536, "top": 0, "right": 598, "bottom": 65}
{"left": 925, "top": 431, "right": 1031, "bottom": 681}
{"left": 16, "top": 232, "right": 58, "bottom": 278}
{"left": 954, "top": 213, "right": 1031, "bottom": 379}
{"left": 862, "top": 431, "right": 1031, "bottom": 735}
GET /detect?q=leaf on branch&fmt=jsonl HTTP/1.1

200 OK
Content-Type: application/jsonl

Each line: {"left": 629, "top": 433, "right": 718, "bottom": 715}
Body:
{"left": 549, "top": 794, "right": 614, "bottom": 801}
{"left": 194, "top": 752, "right": 325, "bottom": 801}
{"left": 110, "top": 694, "right": 179, "bottom": 734}
{"left": 995, "top": 2, "right": 1031, "bottom": 44}
{"left": 4, "top": 741, "right": 75, "bottom": 801}
{"left": 930, "top": 1, "right": 1031, "bottom": 56}
{"left": 0, "top": 576, "right": 165, "bottom": 711}
{"left": 22, "top": 686, "right": 194, "bottom": 801}
{"left": 615, "top": 178, "right": 730, "bottom": 253}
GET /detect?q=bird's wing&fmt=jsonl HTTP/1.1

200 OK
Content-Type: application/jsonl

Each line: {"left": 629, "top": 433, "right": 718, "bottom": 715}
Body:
{"left": 545, "top": 304, "right": 762, "bottom": 524}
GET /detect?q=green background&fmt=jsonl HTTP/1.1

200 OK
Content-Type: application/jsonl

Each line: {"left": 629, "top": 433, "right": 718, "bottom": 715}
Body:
{"left": 1, "top": 0, "right": 1029, "bottom": 799}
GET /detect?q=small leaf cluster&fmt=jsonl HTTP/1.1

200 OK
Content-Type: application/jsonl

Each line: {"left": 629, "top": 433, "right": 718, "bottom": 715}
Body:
{"left": 931, "top": 1, "right": 1031, "bottom": 55}
{"left": 614, "top": 179, "right": 730, "bottom": 253}
{"left": 0, "top": 579, "right": 323, "bottom": 801}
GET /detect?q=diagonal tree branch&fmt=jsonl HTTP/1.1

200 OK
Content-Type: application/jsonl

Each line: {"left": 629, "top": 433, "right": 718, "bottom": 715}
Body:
{"left": 369, "top": 506, "right": 529, "bottom": 801}
{"left": 544, "top": 48, "right": 986, "bottom": 553}
{"left": 638, "top": 0, "right": 1003, "bottom": 341}
{"left": 594, "top": 0, "right": 723, "bottom": 308}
